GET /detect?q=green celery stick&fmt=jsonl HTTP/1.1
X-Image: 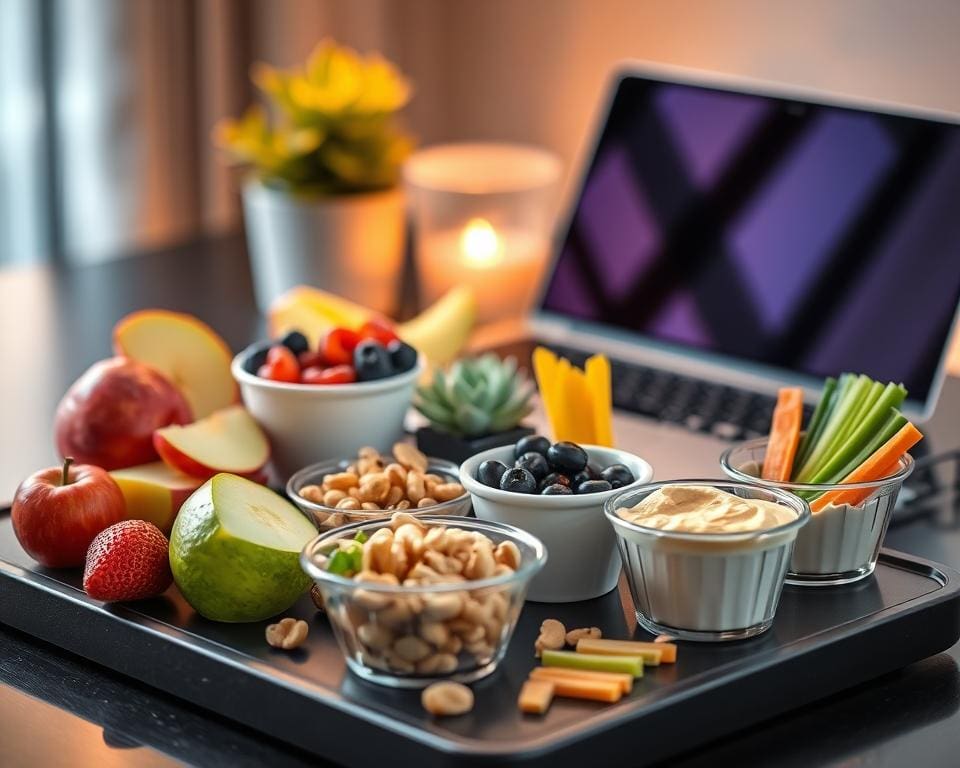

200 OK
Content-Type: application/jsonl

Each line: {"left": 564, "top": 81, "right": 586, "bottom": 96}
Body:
{"left": 796, "top": 374, "right": 868, "bottom": 482}
{"left": 541, "top": 650, "right": 644, "bottom": 677}
{"left": 793, "top": 377, "right": 838, "bottom": 475}
{"left": 834, "top": 380, "right": 884, "bottom": 449}
{"left": 803, "top": 383, "right": 907, "bottom": 485}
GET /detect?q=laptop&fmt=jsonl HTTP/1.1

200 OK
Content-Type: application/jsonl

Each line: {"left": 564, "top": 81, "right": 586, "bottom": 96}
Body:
{"left": 520, "top": 63, "right": 960, "bottom": 479}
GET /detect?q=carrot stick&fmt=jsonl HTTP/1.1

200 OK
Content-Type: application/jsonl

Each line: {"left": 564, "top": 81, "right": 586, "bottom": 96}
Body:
{"left": 530, "top": 666, "right": 633, "bottom": 694}
{"left": 762, "top": 387, "right": 804, "bottom": 482}
{"left": 518, "top": 679, "right": 555, "bottom": 714}
{"left": 809, "top": 423, "right": 922, "bottom": 513}
{"left": 543, "top": 676, "right": 623, "bottom": 703}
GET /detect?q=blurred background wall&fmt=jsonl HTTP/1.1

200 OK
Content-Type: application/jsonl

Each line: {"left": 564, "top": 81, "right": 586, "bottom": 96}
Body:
{"left": 1, "top": 0, "right": 959, "bottom": 265}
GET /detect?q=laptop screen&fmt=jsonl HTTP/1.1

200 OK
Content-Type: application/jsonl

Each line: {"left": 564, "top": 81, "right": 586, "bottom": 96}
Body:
{"left": 540, "top": 74, "right": 960, "bottom": 403}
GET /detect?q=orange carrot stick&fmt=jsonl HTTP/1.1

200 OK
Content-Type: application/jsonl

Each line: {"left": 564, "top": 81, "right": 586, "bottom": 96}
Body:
{"left": 530, "top": 666, "right": 633, "bottom": 694}
{"left": 809, "top": 423, "right": 922, "bottom": 512}
{"left": 518, "top": 679, "right": 555, "bottom": 714}
{"left": 546, "top": 676, "right": 623, "bottom": 703}
{"left": 762, "top": 387, "right": 804, "bottom": 482}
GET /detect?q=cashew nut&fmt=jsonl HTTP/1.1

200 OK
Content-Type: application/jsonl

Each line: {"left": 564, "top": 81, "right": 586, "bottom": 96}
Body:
{"left": 535, "top": 619, "right": 566, "bottom": 657}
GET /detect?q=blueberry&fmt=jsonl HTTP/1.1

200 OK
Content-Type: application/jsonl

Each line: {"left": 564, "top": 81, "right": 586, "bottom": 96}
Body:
{"left": 500, "top": 467, "right": 537, "bottom": 494}
{"left": 515, "top": 435, "right": 551, "bottom": 461}
{"left": 547, "top": 441, "right": 589, "bottom": 475}
{"left": 576, "top": 479, "right": 613, "bottom": 494}
{"left": 478, "top": 459, "right": 509, "bottom": 489}
{"left": 600, "top": 464, "right": 635, "bottom": 489}
{"left": 541, "top": 483, "right": 573, "bottom": 495}
{"left": 242, "top": 341, "right": 273, "bottom": 374}
{"left": 515, "top": 452, "right": 549, "bottom": 482}
{"left": 387, "top": 340, "right": 418, "bottom": 373}
{"left": 280, "top": 330, "right": 309, "bottom": 356}
{"left": 354, "top": 340, "right": 393, "bottom": 381}
{"left": 538, "top": 472, "right": 571, "bottom": 491}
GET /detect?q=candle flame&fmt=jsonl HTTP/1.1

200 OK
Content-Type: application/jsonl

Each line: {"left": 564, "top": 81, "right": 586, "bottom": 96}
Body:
{"left": 460, "top": 218, "right": 502, "bottom": 268}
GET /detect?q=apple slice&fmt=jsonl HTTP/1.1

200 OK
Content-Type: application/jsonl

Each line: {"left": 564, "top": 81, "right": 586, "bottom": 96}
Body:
{"left": 110, "top": 462, "right": 205, "bottom": 534}
{"left": 153, "top": 406, "right": 270, "bottom": 480}
{"left": 113, "top": 309, "right": 238, "bottom": 419}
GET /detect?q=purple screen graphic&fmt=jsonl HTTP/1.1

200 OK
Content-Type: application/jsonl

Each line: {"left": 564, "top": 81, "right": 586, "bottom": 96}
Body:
{"left": 541, "top": 77, "right": 960, "bottom": 400}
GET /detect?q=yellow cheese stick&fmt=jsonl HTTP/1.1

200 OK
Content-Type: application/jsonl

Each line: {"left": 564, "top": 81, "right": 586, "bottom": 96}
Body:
{"left": 566, "top": 367, "right": 596, "bottom": 444}
{"left": 585, "top": 354, "right": 614, "bottom": 447}
{"left": 532, "top": 347, "right": 560, "bottom": 438}
{"left": 552, "top": 358, "right": 575, "bottom": 441}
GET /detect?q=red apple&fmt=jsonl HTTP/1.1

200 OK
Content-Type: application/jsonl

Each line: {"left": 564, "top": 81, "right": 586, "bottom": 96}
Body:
{"left": 153, "top": 405, "right": 270, "bottom": 480}
{"left": 55, "top": 357, "right": 192, "bottom": 470}
{"left": 12, "top": 458, "right": 127, "bottom": 568}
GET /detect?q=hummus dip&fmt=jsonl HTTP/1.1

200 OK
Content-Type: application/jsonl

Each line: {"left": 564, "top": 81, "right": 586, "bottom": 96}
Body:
{"left": 618, "top": 484, "right": 796, "bottom": 534}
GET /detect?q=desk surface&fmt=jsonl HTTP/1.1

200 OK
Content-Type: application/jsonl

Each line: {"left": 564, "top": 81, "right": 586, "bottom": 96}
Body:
{"left": 2, "top": 235, "right": 960, "bottom": 768}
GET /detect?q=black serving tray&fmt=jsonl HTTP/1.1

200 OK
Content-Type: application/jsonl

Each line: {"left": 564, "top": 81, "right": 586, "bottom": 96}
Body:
{"left": 0, "top": 511, "right": 958, "bottom": 768}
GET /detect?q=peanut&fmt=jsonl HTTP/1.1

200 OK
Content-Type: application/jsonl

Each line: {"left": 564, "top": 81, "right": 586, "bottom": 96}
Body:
{"left": 336, "top": 497, "right": 361, "bottom": 511}
{"left": 535, "top": 619, "right": 567, "bottom": 657}
{"left": 324, "top": 472, "right": 358, "bottom": 491}
{"left": 394, "top": 500, "right": 411, "bottom": 511}
{"left": 421, "top": 593, "right": 464, "bottom": 621}
{"left": 393, "top": 635, "right": 432, "bottom": 662}
{"left": 432, "top": 483, "right": 464, "bottom": 502}
{"left": 323, "top": 489, "right": 347, "bottom": 507}
{"left": 464, "top": 543, "right": 496, "bottom": 580}
{"left": 359, "top": 474, "right": 391, "bottom": 503}
{"left": 494, "top": 541, "right": 522, "bottom": 570}
{"left": 406, "top": 472, "right": 425, "bottom": 503}
{"left": 416, "top": 653, "right": 458, "bottom": 676}
{"left": 265, "top": 618, "right": 309, "bottom": 650}
{"left": 417, "top": 497, "right": 438, "bottom": 508}
{"left": 565, "top": 627, "right": 602, "bottom": 645}
{"left": 422, "top": 682, "right": 474, "bottom": 716}
{"left": 385, "top": 463, "right": 407, "bottom": 487}
{"left": 299, "top": 484, "right": 324, "bottom": 503}
{"left": 358, "top": 623, "right": 394, "bottom": 652}
{"left": 361, "top": 502, "right": 381, "bottom": 511}
{"left": 394, "top": 442, "right": 428, "bottom": 473}
{"left": 419, "top": 621, "right": 450, "bottom": 647}
{"left": 385, "top": 486, "right": 404, "bottom": 507}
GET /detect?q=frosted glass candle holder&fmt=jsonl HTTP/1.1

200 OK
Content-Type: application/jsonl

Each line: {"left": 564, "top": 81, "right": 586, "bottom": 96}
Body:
{"left": 404, "top": 143, "right": 561, "bottom": 324}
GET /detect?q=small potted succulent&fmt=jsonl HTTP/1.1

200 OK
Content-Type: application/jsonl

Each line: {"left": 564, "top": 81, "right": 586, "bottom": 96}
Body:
{"left": 216, "top": 39, "right": 414, "bottom": 315}
{"left": 414, "top": 354, "right": 535, "bottom": 464}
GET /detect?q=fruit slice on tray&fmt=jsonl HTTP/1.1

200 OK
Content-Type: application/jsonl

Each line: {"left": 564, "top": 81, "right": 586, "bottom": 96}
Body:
{"left": 170, "top": 474, "right": 317, "bottom": 622}
{"left": 109, "top": 462, "right": 205, "bottom": 534}
{"left": 113, "top": 309, "right": 238, "bottom": 419}
{"left": 153, "top": 406, "right": 270, "bottom": 480}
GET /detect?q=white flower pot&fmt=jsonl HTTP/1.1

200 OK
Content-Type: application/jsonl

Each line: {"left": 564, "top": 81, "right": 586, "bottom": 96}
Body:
{"left": 242, "top": 181, "right": 406, "bottom": 315}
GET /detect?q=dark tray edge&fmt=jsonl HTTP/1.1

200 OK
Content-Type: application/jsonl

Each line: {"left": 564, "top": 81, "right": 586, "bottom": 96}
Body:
{"left": 1, "top": 540, "right": 959, "bottom": 767}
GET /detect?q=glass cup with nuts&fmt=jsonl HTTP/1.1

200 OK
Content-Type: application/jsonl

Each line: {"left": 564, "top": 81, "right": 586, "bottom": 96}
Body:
{"left": 301, "top": 512, "right": 547, "bottom": 688}
{"left": 287, "top": 444, "right": 472, "bottom": 531}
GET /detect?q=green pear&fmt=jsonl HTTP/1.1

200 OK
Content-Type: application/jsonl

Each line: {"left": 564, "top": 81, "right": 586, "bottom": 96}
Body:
{"left": 170, "top": 473, "right": 317, "bottom": 622}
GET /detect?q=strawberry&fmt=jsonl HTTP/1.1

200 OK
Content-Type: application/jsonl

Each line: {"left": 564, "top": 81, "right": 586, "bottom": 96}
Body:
{"left": 83, "top": 520, "right": 173, "bottom": 602}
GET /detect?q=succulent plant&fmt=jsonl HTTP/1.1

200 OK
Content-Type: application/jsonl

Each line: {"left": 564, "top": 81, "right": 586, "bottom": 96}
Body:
{"left": 415, "top": 355, "right": 534, "bottom": 438}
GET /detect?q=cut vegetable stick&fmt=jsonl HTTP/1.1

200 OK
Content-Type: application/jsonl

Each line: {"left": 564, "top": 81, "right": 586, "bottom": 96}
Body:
{"left": 813, "top": 411, "right": 906, "bottom": 490}
{"left": 585, "top": 354, "right": 614, "bottom": 447}
{"left": 546, "top": 676, "right": 623, "bottom": 703}
{"left": 532, "top": 347, "right": 560, "bottom": 440}
{"left": 530, "top": 665, "right": 633, "bottom": 694}
{"left": 809, "top": 423, "right": 922, "bottom": 513}
{"left": 795, "top": 373, "right": 858, "bottom": 481}
{"left": 793, "top": 377, "right": 837, "bottom": 474}
{"left": 564, "top": 367, "right": 596, "bottom": 444}
{"left": 761, "top": 387, "right": 804, "bottom": 482}
{"left": 552, "top": 358, "right": 575, "bottom": 442}
{"left": 541, "top": 649, "right": 643, "bottom": 677}
{"left": 576, "top": 638, "right": 677, "bottom": 664}
{"left": 518, "top": 679, "right": 555, "bottom": 714}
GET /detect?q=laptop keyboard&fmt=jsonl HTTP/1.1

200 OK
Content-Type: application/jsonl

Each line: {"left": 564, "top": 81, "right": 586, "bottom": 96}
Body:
{"left": 545, "top": 344, "right": 814, "bottom": 441}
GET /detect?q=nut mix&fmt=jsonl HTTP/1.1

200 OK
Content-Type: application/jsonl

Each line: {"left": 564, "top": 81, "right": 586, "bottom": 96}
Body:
{"left": 323, "top": 512, "right": 523, "bottom": 678}
{"left": 298, "top": 444, "right": 466, "bottom": 527}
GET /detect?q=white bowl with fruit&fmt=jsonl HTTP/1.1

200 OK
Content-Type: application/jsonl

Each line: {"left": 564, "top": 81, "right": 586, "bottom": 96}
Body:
{"left": 460, "top": 437, "right": 653, "bottom": 603}
{"left": 232, "top": 322, "right": 423, "bottom": 479}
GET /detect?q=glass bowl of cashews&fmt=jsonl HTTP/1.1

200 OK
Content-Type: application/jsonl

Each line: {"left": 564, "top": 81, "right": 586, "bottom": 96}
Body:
{"left": 287, "top": 443, "right": 472, "bottom": 531}
{"left": 301, "top": 512, "right": 547, "bottom": 688}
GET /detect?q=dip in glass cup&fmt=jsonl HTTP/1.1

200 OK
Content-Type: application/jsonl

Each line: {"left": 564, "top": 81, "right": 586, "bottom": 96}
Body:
{"left": 605, "top": 481, "right": 810, "bottom": 642}
{"left": 721, "top": 438, "right": 914, "bottom": 586}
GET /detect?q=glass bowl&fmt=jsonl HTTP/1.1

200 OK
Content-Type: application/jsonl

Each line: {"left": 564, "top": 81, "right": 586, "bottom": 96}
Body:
{"left": 605, "top": 481, "right": 810, "bottom": 642}
{"left": 721, "top": 438, "right": 914, "bottom": 586}
{"left": 287, "top": 457, "right": 471, "bottom": 531}
{"left": 301, "top": 515, "right": 547, "bottom": 688}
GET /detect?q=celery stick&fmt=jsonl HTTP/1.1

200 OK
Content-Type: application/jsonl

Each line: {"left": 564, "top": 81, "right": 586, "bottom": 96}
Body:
{"left": 795, "top": 374, "right": 869, "bottom": 482}
{"left": 834, "top": 380, "right": 884, "bottom": 449}
{"left": 541, "top": 649, "right": 644, "bottom": 677}
{"left": 793, "top": 377, "right": 838, "bottom": 475}
{"left": 803, "top": 383, "right": 907, "bottom": 485}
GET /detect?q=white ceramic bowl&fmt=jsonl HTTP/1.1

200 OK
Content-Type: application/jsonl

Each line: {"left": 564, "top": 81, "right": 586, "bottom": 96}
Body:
{"left": 460, "top": 444, "right": 653, "bottom": 603}
{"left": 231, "top": 345, "right": 423, "bottom": 480}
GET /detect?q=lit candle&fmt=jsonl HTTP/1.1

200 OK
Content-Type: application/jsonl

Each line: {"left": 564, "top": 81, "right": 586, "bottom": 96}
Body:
{"left": 419, "top": 218, "right": 549, "bottom": 323}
